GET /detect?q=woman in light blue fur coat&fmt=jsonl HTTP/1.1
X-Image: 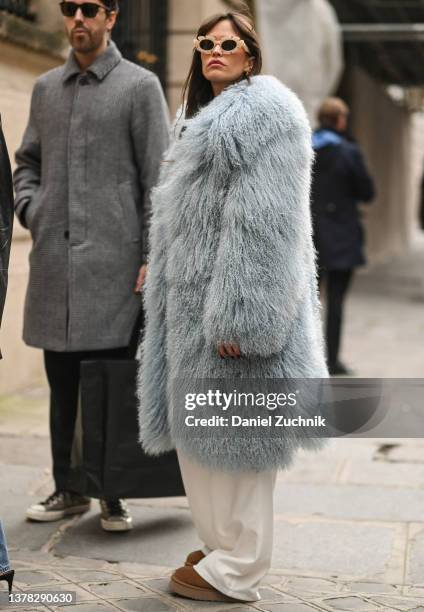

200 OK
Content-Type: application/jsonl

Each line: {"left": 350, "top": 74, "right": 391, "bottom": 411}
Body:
{"left": 138, "top": 9, "right": 328, "bottom": 604}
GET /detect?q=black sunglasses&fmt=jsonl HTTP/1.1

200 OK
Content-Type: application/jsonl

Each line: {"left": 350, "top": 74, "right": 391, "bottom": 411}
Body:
{"left": 59, "top": 1, "right": 110, "bottom": 18}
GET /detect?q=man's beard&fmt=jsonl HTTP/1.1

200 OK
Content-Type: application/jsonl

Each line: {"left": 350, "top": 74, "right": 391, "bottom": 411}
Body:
{"left": 69, "top": 27, "right": 103, "bottom": 54}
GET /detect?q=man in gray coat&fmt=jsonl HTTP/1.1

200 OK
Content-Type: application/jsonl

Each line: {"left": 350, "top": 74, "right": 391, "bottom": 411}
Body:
{"left": 14, "top": 0, "right": 169, "bottom": 530}
{"left": 0, "top": 117, "right": 14, "bottom": 360}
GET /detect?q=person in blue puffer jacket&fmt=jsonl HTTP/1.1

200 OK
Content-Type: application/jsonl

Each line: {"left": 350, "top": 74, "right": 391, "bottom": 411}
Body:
{"left": 311, "top": 97, "right": 375, "bottom": 375}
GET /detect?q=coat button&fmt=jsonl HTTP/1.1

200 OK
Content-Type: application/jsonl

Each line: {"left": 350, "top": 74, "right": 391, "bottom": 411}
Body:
{"left": 64, "top": 230, "right": 70, "bottom": 239}
{"left": 79, "top": 75, "right": 89, "bottom": 86}
{"left": 327, "top": 202, "right": 336, "bottom": 212}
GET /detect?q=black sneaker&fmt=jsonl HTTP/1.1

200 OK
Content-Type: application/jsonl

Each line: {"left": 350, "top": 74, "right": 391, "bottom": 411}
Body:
{"left": 100, "top": 499, "right": 133, "bottom": 532}
{"left": 26, "top": 491, "right": 91, "bottom": 522}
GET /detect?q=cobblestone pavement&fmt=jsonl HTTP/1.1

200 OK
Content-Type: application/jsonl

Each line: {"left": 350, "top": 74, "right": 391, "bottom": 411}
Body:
{"left": 1, "top": 242, "right": 424, "bottom": 611}
{"left": 2, "top": 547, "right": 424, "bottom": 612}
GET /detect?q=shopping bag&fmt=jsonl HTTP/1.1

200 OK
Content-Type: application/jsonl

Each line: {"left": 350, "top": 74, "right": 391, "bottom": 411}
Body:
{"left": 68, "top": 359, "right": 185, "bottom": 499}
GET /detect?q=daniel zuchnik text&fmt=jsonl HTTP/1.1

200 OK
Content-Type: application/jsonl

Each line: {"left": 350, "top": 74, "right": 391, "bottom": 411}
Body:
{"left": 185, "top": 415, "right": 327, "bottom": 427}
{"left": 183, "top": 390, "right": 327, "bottom": 428}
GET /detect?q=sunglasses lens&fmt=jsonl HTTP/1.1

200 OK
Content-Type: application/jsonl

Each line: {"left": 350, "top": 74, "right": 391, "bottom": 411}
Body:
{"left": 199, "top": 39, "right": 215, "bottom": 52}
{"left": 60, "top": 2, "right": 100, "bottom": 17}
{"left": 221, "top": 40, "right": 237, "bottom": 52}
{"left": 84, "top": 3, "right": 100, "bottom": 17}
{"left": 60, "top": 2, "right": 77, "bottom": 16}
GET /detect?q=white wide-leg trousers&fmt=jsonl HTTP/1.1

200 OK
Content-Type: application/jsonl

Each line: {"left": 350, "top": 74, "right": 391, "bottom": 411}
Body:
{"left": 177, "top": 450, "right": 277, "bottom": 602}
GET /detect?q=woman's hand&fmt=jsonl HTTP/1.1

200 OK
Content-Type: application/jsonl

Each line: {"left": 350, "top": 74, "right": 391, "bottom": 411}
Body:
{"left": 218, "top": 343, "right": 241, "bottom": 359}
{"left": 134, "top": 264, "right": 148, "bottom": 294}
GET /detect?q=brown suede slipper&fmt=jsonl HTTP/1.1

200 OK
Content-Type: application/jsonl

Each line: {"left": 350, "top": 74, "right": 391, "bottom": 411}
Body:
{"left": 170, "top": 566, "right": 241, "bottom": 603}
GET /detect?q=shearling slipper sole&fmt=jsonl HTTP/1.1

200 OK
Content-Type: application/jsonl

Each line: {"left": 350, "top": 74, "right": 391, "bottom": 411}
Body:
{"left": 170, "top": 576, "right": 240, "bottom": 602}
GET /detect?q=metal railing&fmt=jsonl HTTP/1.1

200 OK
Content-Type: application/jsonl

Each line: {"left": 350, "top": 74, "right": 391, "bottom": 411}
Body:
{"left": 0, "top": 0, "right": 32, "bottom": 19}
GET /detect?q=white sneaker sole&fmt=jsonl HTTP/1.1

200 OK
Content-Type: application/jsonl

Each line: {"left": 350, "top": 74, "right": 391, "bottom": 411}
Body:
{"left": 26, "top": 504, "right": 90, "bottom": 522}
{"left": 100, "top": 518, "right": 133, "bottom": 532}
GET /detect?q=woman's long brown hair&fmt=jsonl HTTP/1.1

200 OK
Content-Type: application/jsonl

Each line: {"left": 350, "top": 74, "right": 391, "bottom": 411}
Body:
{"left": 181, "top": 11, "right": 262, "bottom": 120}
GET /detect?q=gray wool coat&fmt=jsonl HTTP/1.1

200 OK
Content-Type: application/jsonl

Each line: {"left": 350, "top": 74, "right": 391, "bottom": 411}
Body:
{"left": 14, "top": 42, "right": 169, "bottom": 351}
{"left": 137, "top": 75, "right": 329, "bottom": 473}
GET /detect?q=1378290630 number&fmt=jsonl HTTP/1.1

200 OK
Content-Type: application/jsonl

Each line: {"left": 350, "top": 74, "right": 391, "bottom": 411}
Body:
{"left": 9, "top": 591, "right": 76, "bottom": 605}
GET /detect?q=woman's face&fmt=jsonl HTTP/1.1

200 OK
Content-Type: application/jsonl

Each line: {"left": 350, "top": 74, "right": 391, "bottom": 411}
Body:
{"left": 200, "top": 19, "right": 253, "bottom": 93}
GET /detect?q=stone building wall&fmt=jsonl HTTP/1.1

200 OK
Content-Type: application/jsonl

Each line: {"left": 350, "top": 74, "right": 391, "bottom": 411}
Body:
{"left": 255, "top": 0, "right": 343, "bottom": 124}
{"left": 0, "top": 37, "right": 61, "bottom": 392}
{"left": 29, "top": 0, "right": 64, "bottom": 32}
{"left": 347, "top": 67, "right": 423, "bottom": 264}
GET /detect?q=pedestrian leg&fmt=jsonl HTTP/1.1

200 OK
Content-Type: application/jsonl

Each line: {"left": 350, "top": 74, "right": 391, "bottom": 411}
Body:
{"left": 44, "top": 351, "right": 81, "bottom": 492}
{"left": 326, "top": 268, "right": 354, "bottom": 368}
{"left": 0, "top": 521, "right": 10, "bottom": 573}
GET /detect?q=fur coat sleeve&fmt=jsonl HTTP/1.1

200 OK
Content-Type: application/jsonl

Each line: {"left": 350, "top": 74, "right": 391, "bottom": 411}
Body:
{"left": 202, "top": 77, "right": 315, "bottom": 357}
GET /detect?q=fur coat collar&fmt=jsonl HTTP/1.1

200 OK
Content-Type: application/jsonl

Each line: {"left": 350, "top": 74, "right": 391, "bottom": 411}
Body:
{"left": 171, "top": 75, "right": 312, "bottom": 175}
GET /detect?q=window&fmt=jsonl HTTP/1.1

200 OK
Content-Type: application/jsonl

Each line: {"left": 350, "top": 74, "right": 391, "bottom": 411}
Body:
{"left": 113, "top": 0, "right": 168, "bottom": 88}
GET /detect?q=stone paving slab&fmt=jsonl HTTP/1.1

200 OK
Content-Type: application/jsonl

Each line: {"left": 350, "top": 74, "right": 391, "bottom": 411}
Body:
{"left": 343, "top": 284, "right": 424, "bottom": 378}
{"left": 367, "top": 594, "right": 424, "bottom": 610}
{"left": 0, "top": 433, "right": 50, "bottom": 468}
{"left": 0, "top": 462, "right": 46, "bottom": 499}
{"left": 276, "top": 452, "right": 345, "bottom": 485}
{"left": 272, "top": 519, "right": 398, "bottom": 580}
{"left": 338, "top": 459, "right": 424, "bottom": 488}
{"left": 53, "top": 506, "right": 201, "bottom": 567}
{"left": 255, "top": 604, "right": 325, "bottom": 611}
{"left": 282, "top": 577, "right": 342, "bottom": 596}
{"left": 0, "top": 390, "right": 49, "bottom": 439}
{"left": 79, "top": 581, "right": 146, "bottom": 600}
{"left": 52, "top": 571, "right": 125, "bottom": 584}
{"left": 323, "top": 595, "right": 383, "bottom": 610}
{"left": 111, "top": 598, "right": 179, "bottom": 611}
{"left": 406, "top": 526, "right": 424, "bottom": 585}
{"left": 348, "top": 581, "right": 400, "bottom": 595}
{"left": 0, "top": 464, "right": 61, "bottom": 551}
{"left": 273, "top": 482, "right": 424, "bottom": 523}
{"left": 13, "top": 569, "right": 76, "bottom": 587}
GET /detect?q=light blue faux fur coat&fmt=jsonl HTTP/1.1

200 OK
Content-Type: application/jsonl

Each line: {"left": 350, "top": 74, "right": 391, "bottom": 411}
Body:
{"left": 137, "top": 75, "right": 328, "bottom": 472}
